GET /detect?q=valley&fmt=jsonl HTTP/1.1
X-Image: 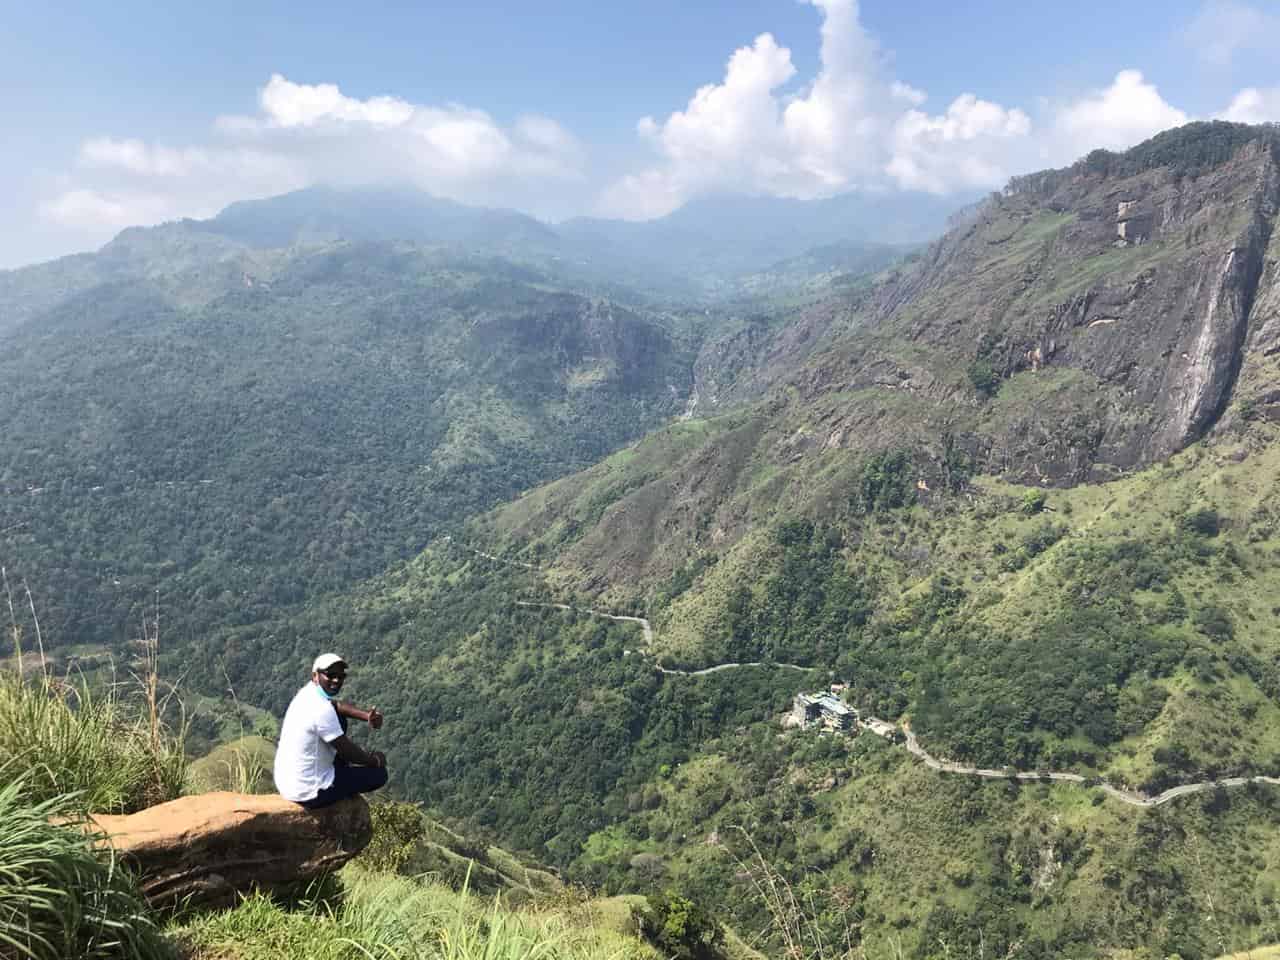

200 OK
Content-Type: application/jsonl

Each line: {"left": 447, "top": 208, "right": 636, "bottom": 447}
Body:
{"left": 7, "top": 122, "right": 1280, "bottom": 958}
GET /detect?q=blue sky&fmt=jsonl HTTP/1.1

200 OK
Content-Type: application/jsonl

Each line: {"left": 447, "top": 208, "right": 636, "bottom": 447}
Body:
{"left": 3, "top": 0, "right": 1279, "bottom": 268}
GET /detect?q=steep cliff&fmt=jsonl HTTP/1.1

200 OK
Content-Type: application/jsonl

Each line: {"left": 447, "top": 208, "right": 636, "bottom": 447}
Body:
{"left": 482, "top": 123, "right": 1280, "bottom": 595}
{"left": 687, "top": 122, "right": 1280, "bottom": 486}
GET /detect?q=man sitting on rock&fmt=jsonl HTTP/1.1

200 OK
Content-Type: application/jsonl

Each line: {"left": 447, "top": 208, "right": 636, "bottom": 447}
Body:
{"left": 273, "top": 653, "right": 389, "bottom": 809}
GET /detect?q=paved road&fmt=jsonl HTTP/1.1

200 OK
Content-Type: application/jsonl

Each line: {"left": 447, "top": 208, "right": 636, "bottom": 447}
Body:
{"left": 495, "top": 549, "right": 1277, "bottom": 808}
{"left": 515, "top": 600, "right": 653, "bottom": 644}
{"left": 513, "top": 600, "right": 817, "bottom": 676}
{"left": 657, "top": 661, "right": 813, "bottom": 677}
{"left": 864, "top": 720, "right": 1280, "bottom": 808}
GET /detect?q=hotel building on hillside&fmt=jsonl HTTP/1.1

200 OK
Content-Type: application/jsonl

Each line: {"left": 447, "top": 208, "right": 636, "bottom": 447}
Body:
{"left": 792, "top": 691, "right": 856, "bottom": 732}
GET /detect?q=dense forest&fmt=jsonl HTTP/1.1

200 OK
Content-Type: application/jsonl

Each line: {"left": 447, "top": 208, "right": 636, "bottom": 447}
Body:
{"left": 7, "top": 122, "right": 1280, "bottom": 958}
{"left": 0, "top": 243, "right": 695, "bottom": 653}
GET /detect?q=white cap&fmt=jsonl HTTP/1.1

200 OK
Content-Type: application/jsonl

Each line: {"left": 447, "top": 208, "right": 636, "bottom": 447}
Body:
{"left": 312, "top": 653, "right": 347, "bottom": 673}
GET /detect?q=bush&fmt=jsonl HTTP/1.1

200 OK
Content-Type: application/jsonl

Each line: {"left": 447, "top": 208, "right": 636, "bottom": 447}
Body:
{"left": 1019, "top": 489, "right": 1047, "bottom": 515}
{"left": 634, "top": 890, "right": 724, "bottom": 960}
{"left": 1193, "top": 604, "right": 1234, "bottom": 642}
{"left": 967, "top": 360, "right": 1000, "bottom": 397}
{"left": 1180, "top": 507, "right": 1220, "bottom": 538}
{"left": 364, "top": 800, "right": 429, "bottom": 873}
{"left": 856, "top": 451, "right": 916, "bottom": 514}
{"left": 0, "top": 773, "right": 172, "bottom": 960}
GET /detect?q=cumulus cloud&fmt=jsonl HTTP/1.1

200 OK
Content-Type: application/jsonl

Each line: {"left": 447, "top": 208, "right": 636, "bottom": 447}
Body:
{"left": 1218, "top": 87, "right": 1280, "bottom": 123}
{"left": 30, "top": 3, "right": 1280, "bottom": 258}
{"left": 40, "top": 73, "right": 585, "bottom": 236}
{"left": 1052, "top": 70, "right": 1188, "bottom": 154}
{"left": 1185, "top": 0, "right": 1280, "bottom": 67}
{"left": 600, "top": 0, "right": 1044, "bottom": 216}
{"left": 42, "top": 189, "right": 137, "bottom": 230}
{"left": 599, "top": 4, "right": 1254, "bottom": 219}
{"left": 602, "top": 0, "right": 906, "bottom": 217}
{"left": 887, "top": 95, "right": 1032, "bottom": 194}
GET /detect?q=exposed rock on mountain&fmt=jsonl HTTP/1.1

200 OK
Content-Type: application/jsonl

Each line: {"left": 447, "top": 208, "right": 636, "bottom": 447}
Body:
{"left": 688, "top": 123, "right": 1280, "bottom": 485}
{"left": 87, "top": 792, "right": 372, "bottom": 908}
{"left": 483, "top": 123, "right": 1280, "bottom": 596}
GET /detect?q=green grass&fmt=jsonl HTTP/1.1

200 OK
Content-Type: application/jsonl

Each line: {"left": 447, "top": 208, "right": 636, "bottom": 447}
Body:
{"left": 176, "top": 867, "right": 657, "bottom": 960}
{"left": 0, "top": 672, "right": 185, "bottom": 814}
{"left": 185, "top": 735, "right": 275, "bottom": 795}
{"left": 0, "top": 771, "right": 173, "bottom": 960}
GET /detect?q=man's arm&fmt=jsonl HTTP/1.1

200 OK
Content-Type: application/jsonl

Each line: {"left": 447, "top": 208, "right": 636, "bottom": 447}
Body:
{"left": 330, "top": 734, "right": 386, "bottom": 768}
{"left": 335, "top": 701, "right": 384, "bottom": 729}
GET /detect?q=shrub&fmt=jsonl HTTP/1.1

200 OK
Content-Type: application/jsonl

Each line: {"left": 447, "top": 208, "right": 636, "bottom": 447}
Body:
{"left": 856, "top": 451, "right": 916, "bottom": 514}
{"left": 967, "top": 360, "right": 1000, "bottom": 397}
{"left": 1180, "top": 507, "right": 1220, "bottom": 538}
{"left": 1193, "top": 604, "right": 1234, "bottom": 642}
{"left": 0, "top": 773, "right": 172, "bottom": 960}
{"left": 364, "top": 800, "right": 429, "bottom": 874}
{"left": 1020, "top": 490, "right": 1047, "bottom": 515}
{"left": 634, "top": 890, "right": 724, "bottom": 960}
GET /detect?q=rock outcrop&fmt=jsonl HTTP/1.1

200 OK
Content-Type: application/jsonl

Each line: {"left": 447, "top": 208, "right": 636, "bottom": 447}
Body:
{"left": 87, "top": 792, "right": 372, "bottom": 909}
{"left": 688, "top": 122, "right": 1280, "bottom": 485}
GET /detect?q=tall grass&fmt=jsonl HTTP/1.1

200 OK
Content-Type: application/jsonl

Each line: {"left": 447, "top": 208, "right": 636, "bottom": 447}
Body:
{"left": 0, "top": 771, "right": 174, "bottom": 960}
{"left": 1, "top": 579, "right": 186, "bottom": 813}
{"left": 0, "top": 671, "right": 186, "bottom": 813}
{"left": 178, "top": 868, "right": 651, "bottom": 960}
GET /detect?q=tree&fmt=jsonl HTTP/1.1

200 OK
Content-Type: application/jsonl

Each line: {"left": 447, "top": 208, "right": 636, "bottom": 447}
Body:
{"left": 634, "top": 890, "right": 725, "bottom": 960}
{"left": 1020, "top": 489, "right": 1047, "bottom": 515}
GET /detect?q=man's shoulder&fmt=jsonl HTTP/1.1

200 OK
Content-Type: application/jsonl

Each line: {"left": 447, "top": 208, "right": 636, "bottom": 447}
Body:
{"left": 285, "top": 683, "right": 322, "bottom": 716}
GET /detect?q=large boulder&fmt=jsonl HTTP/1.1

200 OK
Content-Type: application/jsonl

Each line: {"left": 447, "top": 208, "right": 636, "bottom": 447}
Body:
{"left": 87, "top": 792, "right": 372, "bottom": 908}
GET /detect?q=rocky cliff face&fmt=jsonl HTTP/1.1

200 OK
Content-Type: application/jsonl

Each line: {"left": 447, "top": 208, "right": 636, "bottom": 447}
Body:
{"left": 691, "top": 124, "right": 1280, "bottom": 485}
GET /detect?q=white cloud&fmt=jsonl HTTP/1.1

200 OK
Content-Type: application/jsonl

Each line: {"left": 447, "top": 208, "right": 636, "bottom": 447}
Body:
{"left": 598, "top": 0, "right": 1261, "bottom": 222}
{"left": 256, "top": 73, "right": 415, "bottom": 129}
{"left": 1052, "top": 70, "right": 1188, "bottom": 154}
{"left": 27, "top": 5, "right": 1279, "bottom": 261}
{"left": 39, "top": 74, "right": 586, "bottom": 236}
{"left": 601, "top": 0, "right": 1045, "bottom": 216}
{"left": 1218, "top": 87, "right": 1280, "bottom": 123}
{"left": 888, "top": 95, "right": 1032, "bottom": 194}
{"left": 42, "top": 189, "right": 135, "bottom": 230}
{"left": 1185, "top": 1, "right": 1280, "bottom": 67}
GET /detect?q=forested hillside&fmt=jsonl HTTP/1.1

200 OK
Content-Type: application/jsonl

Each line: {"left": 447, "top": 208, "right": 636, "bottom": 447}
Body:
{"left": 7, "top": 122, "right": 1280, "bottom": 959}
{"left": 0, "top": 240, "right": 696, "bottom": 652}
{"left": 197, "top": 122, "right": 1280, "bottom": 959}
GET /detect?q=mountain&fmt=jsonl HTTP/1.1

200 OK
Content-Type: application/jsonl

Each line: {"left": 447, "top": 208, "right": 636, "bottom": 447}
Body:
{"left": 193, "top": 122, "right": 1280, "bottom": 959}
{"left": 208, "top": 185, "right": 561, "bottom": 253}
{"left": 0, "top": 238, "right": 698, "bottom": 651}
{"left": 0, "top": 186, "right": 947, "bottom": 335}
{"left": 557, "top": 190, "right": 961, "bottom": 296}
{"left": 9, "top": 121, "right": 1280, "bottom": 957}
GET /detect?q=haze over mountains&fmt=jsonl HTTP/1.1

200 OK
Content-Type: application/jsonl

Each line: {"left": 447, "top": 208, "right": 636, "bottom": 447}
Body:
{"left": 0, "top": 184, "right": 958, "bottom": 337}
{"left": 8, "top": 121, "right": 1280, "bottom": 957}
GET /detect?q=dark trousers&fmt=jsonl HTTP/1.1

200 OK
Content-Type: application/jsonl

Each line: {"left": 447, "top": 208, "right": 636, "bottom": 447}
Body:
{"left": 301, "top": 764, "right": 388, "bottom": 809}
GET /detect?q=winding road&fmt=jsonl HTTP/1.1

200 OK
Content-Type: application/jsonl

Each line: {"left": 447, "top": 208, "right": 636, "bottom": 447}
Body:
{"left": 515, "top": 600, "right": 653, "bottom": 644}
{"left": 862, "top": 718, "right": 1280, "bottom": 808}
{"left": 496, "top": 548, "right": 1280, "bottom": 808}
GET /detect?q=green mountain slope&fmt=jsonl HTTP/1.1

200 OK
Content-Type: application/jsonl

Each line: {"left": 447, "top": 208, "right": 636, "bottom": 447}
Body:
{"left": 204, "top": 123, "right": 1280, "bottom": 958}
{"left": 9, "top": 123, "right": 1280, "bottom": 958}
{"left": 0, "top": 240, "right": 695, "bottom": 651}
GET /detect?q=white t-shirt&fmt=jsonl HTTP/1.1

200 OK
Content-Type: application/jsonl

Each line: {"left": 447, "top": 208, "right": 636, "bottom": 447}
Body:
{"left": 273, "top": 682, "right": 345, "bottom": 802}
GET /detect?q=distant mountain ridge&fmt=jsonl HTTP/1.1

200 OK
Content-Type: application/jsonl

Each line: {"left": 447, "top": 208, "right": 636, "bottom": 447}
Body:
{"left": 0, "top": 184, "right": 958, "bottom": 334}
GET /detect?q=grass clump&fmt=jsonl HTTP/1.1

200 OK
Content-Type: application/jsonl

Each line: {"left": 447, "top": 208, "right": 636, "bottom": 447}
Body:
{"left": 0, "top": 672, "right": 186, "bottom": 813}
{"left": 178, "top": 868, "right": 656, "bottom": 960}
{"left": 0, "top": 771, "right": 173, "bottom": 960}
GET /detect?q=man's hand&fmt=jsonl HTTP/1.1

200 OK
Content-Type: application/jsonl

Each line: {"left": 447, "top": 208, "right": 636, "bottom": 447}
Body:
{"left": 368, "top": 706, "right": 384, "bottom": 730}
